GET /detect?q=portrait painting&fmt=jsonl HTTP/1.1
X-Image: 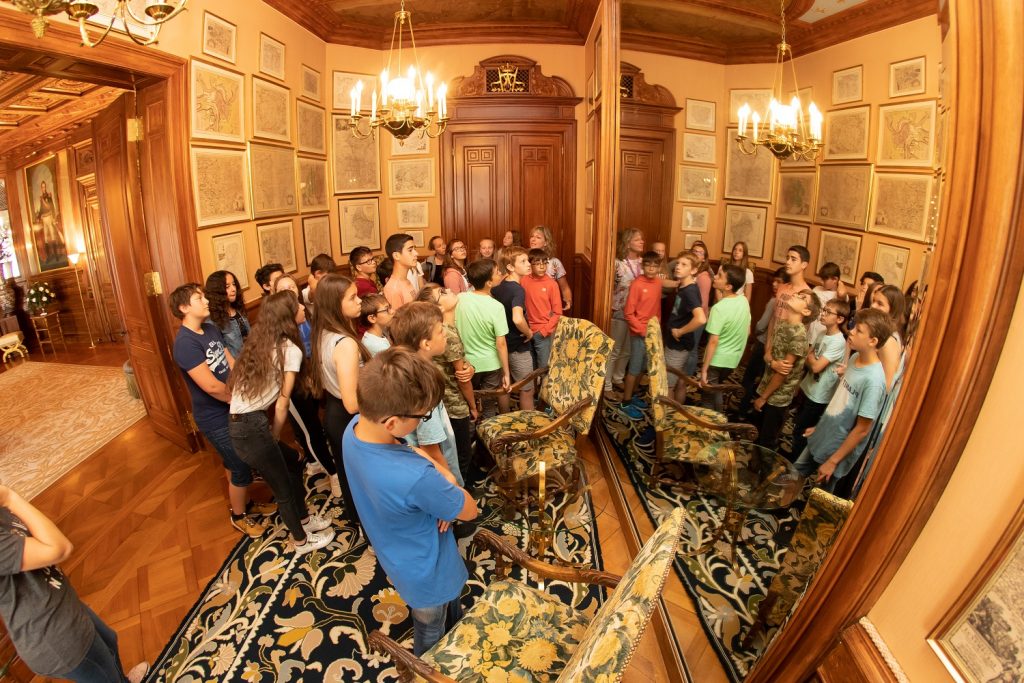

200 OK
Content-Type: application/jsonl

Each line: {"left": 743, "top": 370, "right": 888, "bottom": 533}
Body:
{"left": 201, "top": 12, "right": 235, "bottom": 64}
{"left": 251, "top": 76, "right": 290, "bottom": 143}
{"left": 24, "top": 156, "right": 69, "bottom": 271}
{"left": 677, "top": 165, "right": 717, "bottom": 204}
{"left": 877, "top": 100, "right": 936, "bottom": 167}
{"left": 890, "top": 56, "right": 926, "bottom": 98}
{"left": 725, "top": 128, "right": 775, "bottom": 202}
{"left": 824, "top": 105, "right": 870, "bottom": 160}
{"left": 818, "top": 230, "right": 862, "bottom": 283}
{"left": 257, "top": 220, "right": 297, "bottom": 273}
{"left": 190, "top": 59, "right": 244, "bottom": 143}
{"left": 816, "top": 163, "right": 873, "bottom": 230}
{"left": 338, "top": 197, "right": 381, "bottom": 253}
{"left": 259, "top": 33, "right": 285, "bottom": 81}
{"left": 248, "top": 143, "right": 296, "bottom": 219}
{"left": 211, "top": 232, "right": 248, "bottom": 289}
{"left": 190, "top": 146, "right": 251, "bottom": 228}
{"left": 301, "top": 215, "right": 331, "bottom": 266}
{"left": 332, "top": 114, "right": 380, "bottom": 194}
{"left": 685, "top": 98, "right": 716, "bottom": 131}
{"left": 868, "top": 172, "right": 934, "bottom": 242}
{"left": 297, "top": 157, "right": 329, "bottom": 213}
{"left": 722, "top": 204, "right": 767, "bottom": 258}
{"left": 776, "top": 171, "right": 816, "bottom": 222}
{"left": 296, "top": 100, "right": 326, "bottom": 155}
{"left": 389, "top": 158, "right": 435, "bottom": 198}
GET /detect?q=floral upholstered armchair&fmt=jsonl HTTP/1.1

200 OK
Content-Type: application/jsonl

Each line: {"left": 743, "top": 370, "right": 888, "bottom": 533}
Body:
{"left": 476, "top": 316, "right": 613, "bottom": 517}
{"left": 643, "top": 318, "right": 757, "bottom": 489}
{"left": 368, "top": 507, "right": 689, "bottom": 682}
{"left": 743, "top": 487, "right": 853, "bottom": 649}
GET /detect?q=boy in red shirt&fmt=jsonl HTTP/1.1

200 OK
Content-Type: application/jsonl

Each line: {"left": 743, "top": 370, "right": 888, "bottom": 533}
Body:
{"left": 521, "top": 248, "right": 563, "bottom": 369}
{"left": 621, "top": 251, "right": 665, "bottom": 416}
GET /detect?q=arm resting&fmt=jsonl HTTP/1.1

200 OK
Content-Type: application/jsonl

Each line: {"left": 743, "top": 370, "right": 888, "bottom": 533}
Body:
{"left": 367, "top": 632, "right": 457, "bottom": 683}
{"left": 476, "top": 366, "right": 549, "bottom": 400}
{"left": 475, "top": 528, "right": 621, "bottom": 588}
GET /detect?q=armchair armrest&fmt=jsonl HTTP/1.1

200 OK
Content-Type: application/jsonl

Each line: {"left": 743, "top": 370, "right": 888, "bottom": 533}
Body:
{"left": 669, "top": 367, "right": 744, "bottom": 395}
{"left": 475, "top": 366, "right": 549, "bottom": 400}
{"left": 655, "top": 395, "right": 759, "bottom": 442}
{"left": 488, "top": 398, "right": 593, "bottom": 452}
{"left": 475, "top": 528, "right": 621, "bottom": 588}
{"left": 367, "top": 631, "right": 456, "bottom": 683}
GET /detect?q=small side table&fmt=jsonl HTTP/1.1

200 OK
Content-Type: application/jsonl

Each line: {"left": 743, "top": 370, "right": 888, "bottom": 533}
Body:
{"left": 30, "top": 311, "right": 68, "bottom": 359}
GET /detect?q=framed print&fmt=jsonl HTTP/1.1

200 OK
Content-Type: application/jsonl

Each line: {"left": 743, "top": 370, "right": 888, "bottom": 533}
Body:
{"left": 787, "top": 86, "right": 814, "bottom": 107}
{"left": 396, "top": 201, "right": 429, "bottom": 228}
{"left": 297, "top": 156, "right": 329, "bottom": 213}
{"left": 212, "top": 232, "right": 248, "bottom": 289}
{"left": 872, "top": 243, "right": 911, "bottom": 288}
{"left": 389, "top": 158, "right": 435, "bottom": 198}
{"left": 338, "top": 197, "right": 381, "bottom": 253}
{"left": 407, "top": 230, "right": 425, "bottom": 248}
{"left": 331, "top": 114, "right": 380, "bottom": 193}
{"left": 868, "top": 171, "right": 934, "bottom": 241}
{"left": 682, "top": 132, "right": 716, "bottom": 165}
{"left": 251, "top": 76, "right": 290, "bottom": 143}
{"left": 190, "top": 59, "right": 244, "bottom": 143}
{"left": 929, "top": 503, "right": 1024, "bottom": 683}
{"left": 776, "top": 171, "right": 817, "bottom": 222}
{"left": 296, "top": 100, "right": 326, "bottom": 155}
{"left": 816, "top": 163, "right": 873, "bottom": 230}
{"left": 772, "top": 222, "right": 810, "bottom": 264}
{"left": 682, "top": 205, "right": 710, "bottom": 233}
{"left": 190, "top": 146, "right": 250, "bottom": 228}
{"left": 684, "top": 233, "right": 701, "bottom": 250}
{"left": 877, "top": 100, "right": 937, "bottom": 167}
{"left": 24, "top": 155, "right": 70, "bottom": 271}
{"left": 824, "top": 105, "right": 870, "bottom": 160}
{"left": 257, "top": 220, "right": 297, "bottom": 273}
{"left": 202, "top": 12, "right": 236, "bottom": 64}
{"left": 832, "top": 64, "right": 863, "bottom": 105}
{"left": 391, "top": 134, "right": 430, "bottom": 156}
{"left": 817, "top": 229, "right": 862, "bottom": 283}
{"left": 890, "top": 56, "right": 926, "bottom": 98}
{"left": 248, "top": 143, "right": 296, "bottom": 219}
{"left": 722, "top": 204, "right": 767, "bottom": 258}
{"left": 729, "top": 89, "right": 772, "bottom": 124}
{"left": 333, "top": 71, "right": 372, "bottom": 111}
{"left": 301, "top": 214, "right": 331, "bottom": 266}
{"left": 259, "top": 33, "right": 285, "bottom": 81}
{"left": 685, "top": 98, "right": 716, "bottom": 131}
{"left": 301, "top": 64, "right": 321, "bottom": 102}
{"left": 677, "top": 165, "right": 717, "bottom": 204}
{"left": 725, "top": 128, "right": 775, "bottom": 202}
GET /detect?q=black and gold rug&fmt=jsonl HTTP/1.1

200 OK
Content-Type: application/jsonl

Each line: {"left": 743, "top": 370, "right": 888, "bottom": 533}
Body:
{"left": 148, "top": 471, "right": 604, "bottom": 682}
{"left": 602, "top": 402, "right": 803, "bottom": 681}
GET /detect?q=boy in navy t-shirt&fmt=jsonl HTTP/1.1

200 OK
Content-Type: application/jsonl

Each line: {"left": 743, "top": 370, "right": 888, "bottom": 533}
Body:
{"left": 343, "top": 347, "right": 477, "bottom": 655}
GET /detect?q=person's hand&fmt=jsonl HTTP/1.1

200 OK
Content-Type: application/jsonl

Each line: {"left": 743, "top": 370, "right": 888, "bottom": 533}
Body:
{"left": 803, "top": 426, "right": 816, "bottom": 437}
{"left": 770, "top": 358, "right": 793, "bottom": 375}
{"left": 835, "top": 363, "right": 847, "bottom": 378}
{"left": 671, "top": 327, "right": 682, "bottom": 340}
{"left": 837, "top": 280, "right": 848, "bottom": 299}
{"left": 699, "top": 368, "right": 709, "bottom": 386}
{"left": 502, "top": 373, "right": 511, "bottom": 391}
{"left": 753, "top": 396, "right": 766, "bottom": 411}
{"left": 437, "top": 519, "right": 451, "bottom": 533}
{"left": 524, "top": 329, "right": 534, "bottom": 341}
{"left": 469, "top": 405, "right": 479, "bottom": 421}
{"left": 563, "top": 301, "right": 572, "bottom": 311}
{"left": 455, "top": 363, "right": 475, "bottom": 383}
{"left": 816, "top": 460, "right": 837, "bottom": 483}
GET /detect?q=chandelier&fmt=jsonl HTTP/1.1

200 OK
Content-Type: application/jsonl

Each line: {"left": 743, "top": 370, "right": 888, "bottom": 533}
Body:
{"left": 735, "top": 0, "right": 822, "bottom": 161}
{"left": 348, "top": 0, "right": 448, "bottom": 142}
{"left": 8, "top": 0, "right": 187, "bottom": 47}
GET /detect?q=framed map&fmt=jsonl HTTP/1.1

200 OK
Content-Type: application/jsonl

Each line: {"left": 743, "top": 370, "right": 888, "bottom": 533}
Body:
{"left": 257, "top": 220, "right": 297, "bottom": 273}
{"left": 248, "top": 143, "right": 296, "bottom": 219}
{"left": 682, "top": 132, "right": 715, "bottom": 165}
{"left": 824, "top": 105, "right": 870, "bottom": 160}
{"left": 297, "top": 156, "right": 329, "bottom": 213}
{"left": 890, "top": 56, "right": 926, "bottom": 98}
{"left": 397, "top": 200, "right": 429, "bottom": 228}
{"left": 202, "top": 12, "right": 235, "bottom": 64}
{"left": 331, "top": 114, "right": 380, "bottom": 194}
{"left": 729, "top": 88, "right": 772, "bottom": 123}
{"left": 776, "top": 171, "right": 816, "bottom": 222}
{"left": 682, "top": 205, "right": 710, "bottom": 233}
{"left": 677, "top": 165, "right": 717, "bottom": 204}
{"left": 332, "top": 71, "right": 372, "bottom": 111}
{"left": 816, "top": 163, "right": 873, "bottom": 230}
{"left": 832, "top": 64, "right": 863, "bottom": 105}
{"left": 301, "top": 64, "right": 321, "bottom": 102}
{"left": 301, "top": 214, "right": 331, "bottom": 266}
{"left": 773, "top": 223, "right": 809, "bottom": 264}
{"left": 868, "top": 172, "right": 934, "bottom": 241}
{"left": 389, "top": 158, "right": 435, "bottom": 197}
{"left": 685, "top": 98, "right": 716, "bottom": 131}
{"left": 190, "top": 146, "right": 250, "bottom": 228}
{"left": 251, "top": 76, "right": 290, "bottom": 143}
{"left": 190, "top": 59, "right": 244, "bottom": 143}
{"left": 818, "top": 230, "right": 862, "bottom": 283}
{"left": 338, "top": 197, "right": 380, "bottom": 253}
{"left": 877, "top": 100, "right": 936, "bottom": 167}
{"left": 722, "top": 204, "right": 767, "bottom": 258}
{"left": 725, "top": 128, "right": 775, "bottom": 202}
{"left": 259, "top": 33, "right": 285, "bottom": 81}
{"left": 391, "top": 133, "right": 430, "bottom": 156}
{"left": 211, "top": 232, "right": 248, "bottom": 289}
{"left": 684, "top": 233, "right": 701, "bottom": 250}
{"left": 872, "top": 243, "right": 910, "bottom": 288}
{"left": 296, "top": 100, "right": 326, "bottom": 155}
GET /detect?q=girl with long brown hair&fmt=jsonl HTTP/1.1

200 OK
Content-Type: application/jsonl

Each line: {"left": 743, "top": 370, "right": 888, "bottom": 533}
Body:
{"left": 228, "top": 292, "right": 335, "bottom": 556}
{"left": 205, "top": 270, "right": 250, "bottom": 359}
{"left": 442, "top": 238, "right": 470, "bottom": 293}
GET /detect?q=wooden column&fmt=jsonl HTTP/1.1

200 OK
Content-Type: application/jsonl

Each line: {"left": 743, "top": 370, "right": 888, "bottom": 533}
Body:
{"left": 591, "top": 0, "right": 620, "bottom": 331}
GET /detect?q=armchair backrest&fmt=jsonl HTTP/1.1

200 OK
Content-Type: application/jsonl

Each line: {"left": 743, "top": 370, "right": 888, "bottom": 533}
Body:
{"left": 539, "top": 316, "right": 614, "bottom": 435}
{"left": 644, "top": 317, "right": 670, "bottom": 429}
{"left": 557, "top": 507, "right": 687, "bottom": 682}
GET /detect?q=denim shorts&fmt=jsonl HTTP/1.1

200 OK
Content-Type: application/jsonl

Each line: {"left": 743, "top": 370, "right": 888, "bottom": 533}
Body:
{"left": 201, "top": 422, "right": 254, "bottom": 487}
{"left": 626, "top": 334, "right": 648, "bottom": 376}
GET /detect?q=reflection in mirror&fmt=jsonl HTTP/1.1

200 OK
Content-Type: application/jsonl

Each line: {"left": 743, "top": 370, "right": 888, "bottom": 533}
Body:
{"left": 601, "top": 3, "right": 947, "bottom": 680}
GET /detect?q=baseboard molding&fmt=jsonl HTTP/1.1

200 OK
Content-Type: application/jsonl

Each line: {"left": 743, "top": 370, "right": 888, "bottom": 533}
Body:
{"left": 816, "top": 621, "right": 901, "bottom": 683}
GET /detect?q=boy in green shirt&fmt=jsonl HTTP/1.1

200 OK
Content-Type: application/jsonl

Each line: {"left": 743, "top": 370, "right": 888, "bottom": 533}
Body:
{"left": 455, "top": 259, "right": 510, "bottom": 419}
{"left": 700, "top": 265, "right": 751, "bottom": 412}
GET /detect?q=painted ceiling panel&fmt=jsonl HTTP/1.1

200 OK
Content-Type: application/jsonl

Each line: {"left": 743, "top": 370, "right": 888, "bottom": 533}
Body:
{"left": 799, "top": 0, "right": 871, "bottom": 23}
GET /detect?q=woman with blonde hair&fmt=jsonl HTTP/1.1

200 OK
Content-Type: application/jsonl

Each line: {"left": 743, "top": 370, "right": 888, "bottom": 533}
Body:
{"left": 528, "top": 225, "right": 573, "bottom": 311}
{"left": 605, "top": 227, "right": 644, "bottom": 397}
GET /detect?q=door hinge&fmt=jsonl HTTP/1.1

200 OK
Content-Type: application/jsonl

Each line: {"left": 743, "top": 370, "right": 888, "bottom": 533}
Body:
{"left": 143, "top": 271, "right": 162, "bottom": 296}
{"left": 661, "top": 154, "right": 665, "bottom": 162}
{"left": 184, "top": 410, "right": 200, "bottom": 436}
{"left": 127, "top": 117, "right": 144, "bottom": 142}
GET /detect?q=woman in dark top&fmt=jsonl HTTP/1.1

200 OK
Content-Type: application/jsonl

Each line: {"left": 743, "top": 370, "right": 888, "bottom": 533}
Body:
{"left": 205, "top": 270, "right": 250, "bottom": 359}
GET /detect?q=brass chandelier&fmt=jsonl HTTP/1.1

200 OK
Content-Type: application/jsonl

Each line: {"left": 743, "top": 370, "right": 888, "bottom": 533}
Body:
{"left": 347, "top": 0, "right": 448, "bottom": 142}
{"left": 735, "top": 0, "right": 823, "bottom": 161}
{"left": 8, "top": 0, "right": 187, "bottom": 47}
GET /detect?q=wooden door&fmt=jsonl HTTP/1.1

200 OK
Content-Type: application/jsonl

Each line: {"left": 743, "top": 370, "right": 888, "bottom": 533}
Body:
{"left": 93, "top": 94, "right": 196, "bottom": 451}
{"left": 449, "top": 133, "right": 509, "bottom": 250}
{"left": 619, "top": 135, "right": 669, "bottom": 246}
{"left": 510, "top": 133, "right": 564, "bottom": 249}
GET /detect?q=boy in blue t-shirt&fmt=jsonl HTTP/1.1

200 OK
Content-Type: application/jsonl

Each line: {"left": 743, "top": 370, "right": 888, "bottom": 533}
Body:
{"left": 794, "top": 308, "right": 893, "bottom": 495}
{"left": 343, "top": 347, "right": 478, "bottom": 655}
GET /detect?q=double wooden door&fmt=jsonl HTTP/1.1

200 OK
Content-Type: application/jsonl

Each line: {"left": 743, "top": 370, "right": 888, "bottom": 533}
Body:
{"left": 619, "top": 131, "right": 673, "bottom": 248}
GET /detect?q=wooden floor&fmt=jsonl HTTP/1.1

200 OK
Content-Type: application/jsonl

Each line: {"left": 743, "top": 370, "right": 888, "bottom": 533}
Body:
{"left": 9, "top": 341, "right": 727, "bottom": 682}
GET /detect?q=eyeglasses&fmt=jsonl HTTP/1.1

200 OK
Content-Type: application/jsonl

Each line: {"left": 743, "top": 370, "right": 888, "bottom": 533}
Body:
{"left": 375, "top": 307, "right": 392, "bottom": 314}
{"left": 357, "top": 257, "right": 377, "bottom": 266}
{"left": 385, "top": 413, "right": 432, "bottom": 423}
{"left": 822, "top": 309, "right": 839, "bottom": 316}
{"left": 452, "top": 245, "right": 467, "bottom": 251}
{"left": 531, "top": 259, "right": 550, "bottom": 265}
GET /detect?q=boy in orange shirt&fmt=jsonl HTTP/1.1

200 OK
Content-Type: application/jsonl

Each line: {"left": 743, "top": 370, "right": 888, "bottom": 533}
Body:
{"left": 621, "top": 251, "right": 665, "bottom": 417}
{"left": 521, "top": 248, "right": 564, "bottom": 370}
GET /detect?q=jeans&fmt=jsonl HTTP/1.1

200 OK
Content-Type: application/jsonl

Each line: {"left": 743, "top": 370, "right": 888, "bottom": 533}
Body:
{"left": 793, "top": 447, "right": 837, "bottom": 493}
{"left": 605, "top": 314, "right": 631, "bottom": 390}
{"left": 532, "top": 332, "right": 553, "bottom": 371}
{"left": 59, "top": 606, "right": 127, "bottom": 682}
{"left": 288, "top": 389, "right": 335, "bottom": 475}
{"left": 449, "top": 415, "right": 475, "bottom": 484}
{"left": 324, "top": 393, "right": 363, "bottom": 531}
{"left": 229, "top": 411, "right": 308, "bottom": 542}
{"left": 411, "top": 596, "right": 464, "bottom": 656}
{"left": 686, "top": 325, "right": 705, "bottom": 375}
{"left": 790, "top": 397, "right": 828, "bottom": 460}
{"left": 201, "top": 422, "right": 253, "bottom": 487}
{"left": 738, "top": 340, "right": 767, "bottom": 416}
{"left": 756, "top": 403, "right": 788, "bottom": 451}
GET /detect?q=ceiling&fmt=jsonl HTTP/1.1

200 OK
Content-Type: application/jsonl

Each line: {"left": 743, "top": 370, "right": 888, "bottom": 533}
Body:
{"left": 263, "top": 0, "right": 934, "bottom": 63}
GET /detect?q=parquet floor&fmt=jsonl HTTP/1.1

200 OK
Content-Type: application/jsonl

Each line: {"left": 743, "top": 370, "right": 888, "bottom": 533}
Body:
{"left": 10, "top": 341, "right": 727, "bottom": 682}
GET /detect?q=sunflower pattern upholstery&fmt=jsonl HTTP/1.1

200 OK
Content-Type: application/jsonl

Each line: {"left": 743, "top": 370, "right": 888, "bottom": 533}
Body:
{"left": 475, "top": 411, "right": 577, "bottom": 479}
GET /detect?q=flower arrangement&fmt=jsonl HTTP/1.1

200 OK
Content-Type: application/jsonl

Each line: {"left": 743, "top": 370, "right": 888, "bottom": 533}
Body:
{"left": 25, "top": 281, "right": 57, "bottom": 314}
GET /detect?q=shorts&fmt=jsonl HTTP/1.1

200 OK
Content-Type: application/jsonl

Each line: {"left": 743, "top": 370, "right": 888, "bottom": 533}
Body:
{"left": 508, "top": 349, "right": 535, "bottom": 386}
{"left": 201, "top": 422, "right": 254, "bottom": 487}
{"left": 626, "top": 334, "right": 648, "bottom": 376}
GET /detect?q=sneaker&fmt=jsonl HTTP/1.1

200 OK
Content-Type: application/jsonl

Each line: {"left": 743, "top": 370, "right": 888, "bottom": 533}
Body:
{"left": 294, "top": 529, "right": 335, "bottom": 556}
{"left": 246, "top": 500, "right": 278, "bottom": 516}
{"left": 306, "top": 460, "right": 325, "bottom": 475}
{"left": 302, "top": 513, "right": 333, "bottom": 534}
{"left": 631, "top": 396, "right": 649, "bottom": 410}
{"left": 231, "top": 514, "right": 267, "bottom": 538}
{"left": 619, "top": 400, "right": 644, "bottom": 420}
{"left": 126, "top": 662, "right": 149, "bottom": 683}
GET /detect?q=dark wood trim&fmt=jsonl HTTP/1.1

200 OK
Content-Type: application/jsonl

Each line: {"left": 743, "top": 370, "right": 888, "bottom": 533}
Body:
{"left": 591, "top": 0, "right": 620, "bottom": 332}
{"left": 816, "top": 622, "right": 900, "bottom": 683}
{"left": 572, "top": 253, "right": 594, "bottom": 321}
{"left": 749, "top": 1, "right": 1024, "bottom": 680}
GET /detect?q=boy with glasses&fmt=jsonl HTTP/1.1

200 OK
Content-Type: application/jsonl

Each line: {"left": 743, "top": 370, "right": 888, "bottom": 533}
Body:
{"left": 349, "top": 247, "right": 380, "bottom": 298}
{"left": 790, "top": 300, "right": 849, "bottom": 459}
{"left": 521, "top": 248, "right": 563, "bottom": 371}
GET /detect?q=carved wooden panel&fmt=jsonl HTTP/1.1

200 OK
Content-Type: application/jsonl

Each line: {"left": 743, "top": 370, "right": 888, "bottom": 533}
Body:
{"left": 451, "top": 56, "right": 576, "bottom": 99}
{"left": 451, "top": 135, "right": 507, "bottom": 250}
{"left": 511, "top": 136, "right": 562, "bottom": 238}
{"left": 619, "top": 137, "right": 669, "bottom": 246}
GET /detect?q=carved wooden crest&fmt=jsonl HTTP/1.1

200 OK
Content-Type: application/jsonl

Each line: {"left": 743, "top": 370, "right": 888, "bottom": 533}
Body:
{"left": 451, "top": 55, "right": 575, "bottom": 99}
{"left": 620, "top": 62, "right": 676, "bottom": 107}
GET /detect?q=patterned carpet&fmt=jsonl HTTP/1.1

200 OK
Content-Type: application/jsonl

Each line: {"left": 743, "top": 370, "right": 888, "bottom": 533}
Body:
{"left": 0, "top": 361, "right": 146, "bottom": 500}
{"left": 148, "top": 468, "right": 604, "bottom": 682}
{"left": 601, "top": 401, "right": 804, "bottom": 681}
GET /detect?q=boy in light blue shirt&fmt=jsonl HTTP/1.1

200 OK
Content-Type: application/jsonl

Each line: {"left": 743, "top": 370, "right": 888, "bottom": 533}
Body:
{"left": 790, "top": 300, "right": 849, "bottom": 459}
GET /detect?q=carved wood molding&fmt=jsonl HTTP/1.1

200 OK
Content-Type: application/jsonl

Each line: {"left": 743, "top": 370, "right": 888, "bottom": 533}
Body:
{"left": 620, "top": 62, "right": 677, "bottom": 107}
{"left": 816, "top": 622, "right": 900, "bottom": 683}
{"left": 450, "top": 56, "right": 575, "bottom": 99}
